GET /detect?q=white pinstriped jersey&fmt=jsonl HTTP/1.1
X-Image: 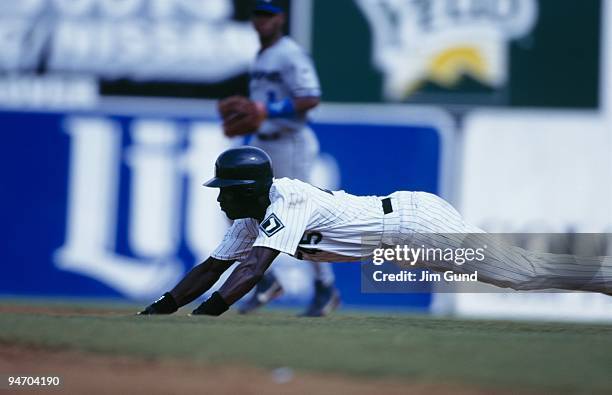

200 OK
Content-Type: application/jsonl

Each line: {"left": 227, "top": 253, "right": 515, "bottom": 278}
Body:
{"left": 250, "top": 36, "right": 321, "bottom": 135}
{"left": 211, "top": 178, "right": 386, "bottom": 262}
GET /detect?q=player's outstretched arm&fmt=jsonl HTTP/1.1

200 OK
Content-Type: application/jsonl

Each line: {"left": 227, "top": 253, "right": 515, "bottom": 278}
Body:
{"left": 137, "top": 257, "right": 235, "bottom": 315}
{"left": 191, "top": 247, "right": 280, "bottom": 316}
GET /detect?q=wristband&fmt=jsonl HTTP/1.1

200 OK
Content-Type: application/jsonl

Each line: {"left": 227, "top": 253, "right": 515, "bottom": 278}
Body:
{"left": 191, "top": 292, "right": 230, "bottom": 316}
{"left": 266, "top": 98, "right": 295, "bottom": 119}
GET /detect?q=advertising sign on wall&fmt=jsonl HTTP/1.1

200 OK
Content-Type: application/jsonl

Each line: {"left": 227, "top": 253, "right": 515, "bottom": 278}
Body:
{"left": 1, "top": 100, "right": 453, "bottom": 310}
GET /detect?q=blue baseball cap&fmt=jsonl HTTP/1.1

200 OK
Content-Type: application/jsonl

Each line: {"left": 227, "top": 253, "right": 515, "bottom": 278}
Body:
{"left": 253, "top": 0, "right": 285, "bottom": 14}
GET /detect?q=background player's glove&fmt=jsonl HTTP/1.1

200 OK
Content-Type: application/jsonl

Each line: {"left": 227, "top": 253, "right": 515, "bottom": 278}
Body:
{"left": 217, "top": 96, "right": 267, "bottom": 137}
{"left": 137, "top": 292, "right": 178, "bottom": 315}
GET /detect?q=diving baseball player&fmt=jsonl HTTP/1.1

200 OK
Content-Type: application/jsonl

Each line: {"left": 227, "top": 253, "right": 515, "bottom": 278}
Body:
{"left": 216, "top": 0, "right": 339, "bottom": 316}
{"left": 139, "top": 147, "right": 612, "bottom": 316}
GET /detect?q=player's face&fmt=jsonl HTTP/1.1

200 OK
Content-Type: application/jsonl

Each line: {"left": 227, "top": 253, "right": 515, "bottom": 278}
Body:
{"left": 217, "top": 186, "right": 254, "bottom": 220}
{"left": 251, "top": 12, "right": 284, "bottom": 40}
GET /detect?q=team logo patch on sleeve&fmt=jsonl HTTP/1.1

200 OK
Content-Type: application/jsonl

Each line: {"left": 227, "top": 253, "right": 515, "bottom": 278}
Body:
{"left": 260, "top": 214, "right": 285, "bottom": 237}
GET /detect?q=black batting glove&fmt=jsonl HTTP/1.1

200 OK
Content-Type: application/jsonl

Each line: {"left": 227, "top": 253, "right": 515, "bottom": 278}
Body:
{"left": 137, "top": 292, "right": 178, "bottom": 315}
{"left": 191, "top": 292, "right": 230, "bottom": 316}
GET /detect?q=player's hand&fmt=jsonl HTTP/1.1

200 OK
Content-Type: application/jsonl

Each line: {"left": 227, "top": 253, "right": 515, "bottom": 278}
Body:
{"left": 137, "top": 292, "right": 178, "bottom": 315}
{"left": 190, "top": 292, "right": 230, "bottom": 316}
{"left": 137, "top": 304, "right": 161, "bottom": 315}
{"left": 217, "top": 96, "right": 267, "bottom": 137}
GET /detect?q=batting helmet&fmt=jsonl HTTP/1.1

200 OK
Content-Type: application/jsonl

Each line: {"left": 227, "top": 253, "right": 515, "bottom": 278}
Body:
{"left": 203, "top": 146, "right": 273, "bottom": 188}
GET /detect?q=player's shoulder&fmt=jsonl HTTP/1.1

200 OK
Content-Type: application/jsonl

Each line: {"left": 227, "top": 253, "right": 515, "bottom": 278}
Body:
{"left": 277, "top": 37, "right": 301, "bottom": 51}
{"left": 270, "top": 178, "right": 311, "bottom": 204}
{"left": 275, "top": 37, "right": 311, "bottom": 59}
{"left": 270, "top": 177, "right": 305, "bottom": 195}
{"left": 230, "top": 218, "right": 259, "bottom": 234}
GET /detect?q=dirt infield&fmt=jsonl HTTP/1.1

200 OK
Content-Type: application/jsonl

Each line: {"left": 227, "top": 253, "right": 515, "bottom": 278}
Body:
{"left": 0, "top": 304, "right": 132, "bottom": 317}
{"left": 0, "top": 344, "right": 510, "bottom": 395}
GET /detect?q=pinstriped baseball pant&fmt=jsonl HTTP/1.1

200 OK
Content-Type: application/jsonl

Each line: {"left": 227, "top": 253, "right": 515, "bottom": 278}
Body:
{"left": 383, "top": 192, "right": 612, "bottom": 293}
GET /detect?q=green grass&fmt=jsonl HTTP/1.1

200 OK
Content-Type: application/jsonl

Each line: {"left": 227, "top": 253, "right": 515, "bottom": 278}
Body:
{"left": 1, "top": 304, "right": 611, "bottom": 394}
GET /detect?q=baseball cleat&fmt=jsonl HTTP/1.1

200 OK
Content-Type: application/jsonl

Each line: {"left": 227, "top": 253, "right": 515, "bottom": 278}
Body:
{"left": 299, "top": 280, "right": 341, "bottom": 317}
{"left": 238, "top": 272, "right": 284, "bottom": 314}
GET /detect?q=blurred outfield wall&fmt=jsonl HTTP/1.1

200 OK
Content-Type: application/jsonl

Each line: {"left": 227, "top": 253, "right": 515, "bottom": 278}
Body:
{"left": 444, "top": 110, "right": 612, "bottom": 322}
{"left": 436, "top": 0, "right": 612, "bottom": 321}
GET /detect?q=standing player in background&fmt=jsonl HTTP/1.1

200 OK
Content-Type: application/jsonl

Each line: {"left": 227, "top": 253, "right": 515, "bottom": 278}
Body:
{"left": 217, "top": 0, "right": 340, "bottom": 316}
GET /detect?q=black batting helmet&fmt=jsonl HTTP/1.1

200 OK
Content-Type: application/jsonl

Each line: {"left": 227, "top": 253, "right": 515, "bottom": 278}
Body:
{"left": 203, "top": 146, "right": 273, "bottom": 189}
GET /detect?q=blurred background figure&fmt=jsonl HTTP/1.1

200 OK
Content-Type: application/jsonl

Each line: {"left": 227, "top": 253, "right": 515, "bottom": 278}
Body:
{"left": 220, "top": 0, "right": 340, "bottom": 317}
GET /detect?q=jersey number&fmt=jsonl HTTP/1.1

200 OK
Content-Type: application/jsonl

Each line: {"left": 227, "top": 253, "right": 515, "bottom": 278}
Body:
{"left": 296, "top": 232, "right": 323, "bottom": 260}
